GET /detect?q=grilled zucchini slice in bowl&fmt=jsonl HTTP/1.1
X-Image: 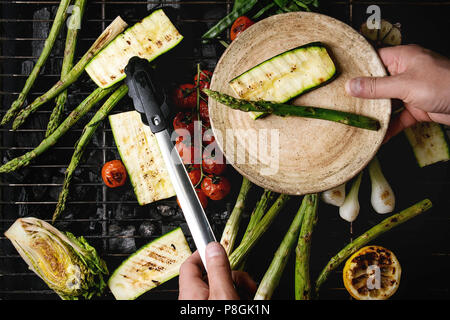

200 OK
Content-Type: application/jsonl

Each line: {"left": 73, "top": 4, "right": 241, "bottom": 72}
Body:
{"left": 228, "top": 42, "right": 336, "bottom": 119}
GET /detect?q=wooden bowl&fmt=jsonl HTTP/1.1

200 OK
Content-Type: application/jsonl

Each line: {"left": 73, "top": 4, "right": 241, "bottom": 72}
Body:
{"left": 209, "top": 12, "right": 390, "bottom": 195}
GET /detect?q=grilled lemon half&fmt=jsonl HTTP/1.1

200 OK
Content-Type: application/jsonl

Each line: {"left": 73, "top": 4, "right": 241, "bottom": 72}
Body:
{"left": 343, "top": 246, "right": 401, "bottom": 300}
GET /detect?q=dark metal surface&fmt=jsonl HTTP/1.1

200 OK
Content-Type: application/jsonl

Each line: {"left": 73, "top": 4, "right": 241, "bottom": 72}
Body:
{"left": 0, "top": 0, "right": 449, "bottom": 300}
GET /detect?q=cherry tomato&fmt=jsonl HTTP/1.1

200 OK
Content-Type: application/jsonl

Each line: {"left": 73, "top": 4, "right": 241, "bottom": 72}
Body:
{"left": 177, "top": 189, "right": 208, "bottom": 209}
{"left": 199, "top": 100, "right": 210, "bottom": 125}
{"left": 173, "top": 111, "right": 196, "bottom": 136}
{"left": 230, "top": 16, "right": 254, "bottom": 41}
{"left": 175, "top": 136, "right": 201, "bottom": 166}
{"left": 173, "top": 84, "right": 198, "bottom": 109}
{"left": 187, "top": 165, "right": 202, "bottom": 186}
{"left": 201, "top": 175, "right": 231, "bottom": 200}
{"left": 202, "top": 148, "right": 226, "bottom": 175}
{"left": 101, "top": 160, "right": 127, "bottom": 188}
{"left": 202, "top": 126, "right": 215, "bottom": 146}
{"left": 194, "top": 70, "right": 213, "bottom": 91}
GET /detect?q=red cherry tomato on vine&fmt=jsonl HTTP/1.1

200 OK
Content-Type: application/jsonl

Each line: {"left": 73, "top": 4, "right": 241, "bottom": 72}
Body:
{"left": 173, "top": 111, "right": 196, "bottom": 136}
{"left": 202, "top": 126, "right": 215, "bottom": 146}
{"left": 199, "top": 100, "right": 210, "bottom": 125}
{"left": 194, "top": 70, "right": 213, "bottom": 91}
{"left": 173, "top": 83, "right": 198, "bottom": 109}
{"left": 101, "top": 160, "right": 127, "bottom": 188}
{"left": 187, "top": 166, "right": 202, "bottom": 186}
{"left": 175, "top": 136, "right": 201, "bottom": 166}
{"left": 202, "top": 149, "right": 226, "bottom": 175}
{"left": 230, "top": 16, "right": 254, "bottom": 41}
{"left": 201, "top": 175, "right": 231, "bottom": 201}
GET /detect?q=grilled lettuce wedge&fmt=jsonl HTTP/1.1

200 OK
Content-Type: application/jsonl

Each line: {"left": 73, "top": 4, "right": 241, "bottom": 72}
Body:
{"left": 404, "top": 122, "right": 450, "bottom": 167}
{"left": 86, "top": 9, "right": 183, "bottom": 88}
{"left": 108, "top": 228, "right": 191, "bottom": 300}
{"left": 229, "top": 42, "right": 336, "bottom": 119}
{"left": 109, "top": 111, "right": 175, "bottom": 205}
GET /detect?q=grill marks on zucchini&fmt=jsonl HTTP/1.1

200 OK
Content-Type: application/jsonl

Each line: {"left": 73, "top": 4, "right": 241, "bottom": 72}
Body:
{"left": 108, "top": 228, "right": 191, "bottom": 300}
{"left": 229, "top": 42, "right": 336, "bottom": 112}
{"left": 86, "top": 9, "right": 183, "bottom": 88}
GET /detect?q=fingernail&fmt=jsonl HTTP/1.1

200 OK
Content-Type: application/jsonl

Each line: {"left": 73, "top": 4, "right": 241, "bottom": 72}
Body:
{"left": 346, "top": 78, "right": 362, "bottom": 96}
{"left": 206, "top": 242, "right": 223, "bottom": 258}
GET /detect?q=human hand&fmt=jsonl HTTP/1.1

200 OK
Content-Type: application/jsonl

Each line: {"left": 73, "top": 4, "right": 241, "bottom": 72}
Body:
{"left": 178, "top": 242, "right": 257, "bottom": 300}
{"left": 345, "top": 44, "right": 450, "bottom": 141}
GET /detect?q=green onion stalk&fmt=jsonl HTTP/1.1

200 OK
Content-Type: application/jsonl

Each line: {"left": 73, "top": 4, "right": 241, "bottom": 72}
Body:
{"left": 220, "top": 176, "right": 253, "bottom": 255}
{"left": 295, "top": 193, "right": 318, "bottom": 300}
{"left": 229, "top": 194, "right": 291, "bottom": 270}
{"left": 52, "top": 84, "right": 128, "bottom": 222}
{"left": 46, "top": 0, "right": 87, "bottom": 137}
{"left": 254, "top": 194, "right": 313, "bottom": 300}
{"left": 314, "top": 199, "right": 433, "bottom": 297}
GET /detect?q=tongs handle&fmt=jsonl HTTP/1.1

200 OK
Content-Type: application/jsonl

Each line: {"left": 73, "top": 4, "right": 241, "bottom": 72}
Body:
{"left": 124, "top": 56, "right": 166, "bottom": 134}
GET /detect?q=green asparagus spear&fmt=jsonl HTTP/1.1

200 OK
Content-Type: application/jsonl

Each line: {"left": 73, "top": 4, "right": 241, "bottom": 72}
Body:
{"left": 295, "top": 193, "right": 318, "bottom": 300}
{"left": 1, "top": 0, "right": 72, "bottom": 126}
{"left": 0, "top": 85, "right": 118, "bottom": 174}
{"left": 314, "top": 198, "right": 433, "bottom": 296}
{"left": 46, "top": 0, "right": 87, "bottom": 137}
{"left": 229, "top": 194, "right": 290, "bottom": 270}
{"left": 12, "top": 16, "right": 127, "bottom": 130}
{"left": 220, "top": 176, "right": 253, "bottom": 255}
{"left": 253, "top": 195, "right": 310, "bottom": 300}
{"left": 204, "top": 89, "right": 380, "bottom": 131}
{"left": 53, "top": 84, "right": 128, "bottom": 222}
{"left": 242, "top": 189, "right": 275, "bottom": 242}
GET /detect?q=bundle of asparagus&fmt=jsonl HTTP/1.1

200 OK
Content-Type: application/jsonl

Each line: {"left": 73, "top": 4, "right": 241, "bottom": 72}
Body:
{"left": 0, "top": 3, "right": 131, "bottom": 222}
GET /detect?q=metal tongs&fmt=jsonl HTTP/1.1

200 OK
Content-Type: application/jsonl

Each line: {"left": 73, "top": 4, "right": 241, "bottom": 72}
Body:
{"left": 125, "top": 57, "right": 216, "bottom": 268}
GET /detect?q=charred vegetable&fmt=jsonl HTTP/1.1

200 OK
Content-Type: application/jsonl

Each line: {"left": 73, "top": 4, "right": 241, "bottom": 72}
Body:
{"left": 360, "top": 19, "right": 401, "bottom": 47}
{"left": 86, "top": 9, "right": 183, "bottom": 88}
{"left": 315, "top": 199, "right": 432, "bottom": 296}
{"left": 343, "top": 246, "right": 401, "bottom": 300}
{"left": 0, "top": 85, "right": 118, "bottom": 174}
{"left": 108, "top": 228, "right": 191, "bottom": 300}
{"left": 109, "top": 111, "right": 176, "bottom": 205}
{"left": 404, "top": 122, "right": 450, "bottom": 168}
{"left": 1, "top": 0, "right": 72, "bottom": 126}
{"left": 229, "top": 42, "right": 336, "bottom": 119}
{"left": 368, "top": 156, "right": 395, "bottom": 214}
{"left": 4, "top": 217, "right": 108, "bottom": 300}
{"left": 321, "top": 183, "right": 346, "bottom": 207}
{"left": 102, "top": 160, "right": 128, "bottom": 188}
{"left": 12, "top": 16, "right": 128, "bottom": 130}
{"left": 339, "top": 172, "right": 362, "bottom": 222}
{"left": 46, "top": 0, "right": 87, "bottom": 137}
{"left": 204, "top": 89, "right": 380, "bottom": 131}
{"left": 53, "top": 84, "right": 128, "bottom": 222}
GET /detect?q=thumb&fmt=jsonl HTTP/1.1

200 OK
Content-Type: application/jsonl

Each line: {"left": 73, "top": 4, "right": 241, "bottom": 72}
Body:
{"left": 345, "top": 75, "right": 408, "bottom": 100}
{"left": 205, "top": 242, "right": 239, "bottom": 299}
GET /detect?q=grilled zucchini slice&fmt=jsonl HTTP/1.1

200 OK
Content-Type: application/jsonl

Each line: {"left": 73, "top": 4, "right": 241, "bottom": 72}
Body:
{"left": 108, "top": 228, "right": 192, "bottom": 300}
{"left": 109, "top": 111, "right": 175, "bottom": 205}
{"left": 86, "top": 9, "right": 183, "bottom": 88}
{"left": 229, "top": 42, "right": 336, "bottom": 119}
{"left": 404, "top": 122, "right": 450, "bottom": 168}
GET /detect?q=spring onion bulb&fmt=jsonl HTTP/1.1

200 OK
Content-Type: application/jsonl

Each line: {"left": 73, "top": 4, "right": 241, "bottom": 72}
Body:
{"left": 339, "top": 173, "right": 363, "bottom": 222}
{"left": 368, "top": 156, "right": 395, "bottom": 214}
{"left": 321, "top": 183, "right": 346, "bottom": 207}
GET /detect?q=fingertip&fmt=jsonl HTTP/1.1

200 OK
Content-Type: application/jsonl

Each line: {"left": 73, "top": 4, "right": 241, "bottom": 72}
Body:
{"left": 345, "top": 78, "right": 362, "bottom": 96}
{"left": 206, "top": 242, "right": 226, "bottom": 260}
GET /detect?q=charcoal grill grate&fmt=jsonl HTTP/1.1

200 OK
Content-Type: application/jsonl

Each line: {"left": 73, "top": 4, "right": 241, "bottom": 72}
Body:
{"left": 1, "top": 0, "right": 450, "bottom": 300}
